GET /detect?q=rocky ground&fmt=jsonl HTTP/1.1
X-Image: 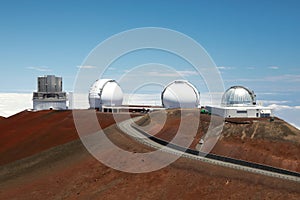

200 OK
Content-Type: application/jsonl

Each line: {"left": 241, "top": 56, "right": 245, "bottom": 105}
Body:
{"left": 0, "top": 110, "right": 300, "bottom": 199}
{"left": 137, "top": 109, "right": 300, "bottom": 172}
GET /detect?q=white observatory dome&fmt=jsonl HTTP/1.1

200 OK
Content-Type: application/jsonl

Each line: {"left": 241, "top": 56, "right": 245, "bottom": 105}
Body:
{"left": 221, "top": 86, "right": 256, "bottom": 107}
{"left": 161, "top": 80, "right": 200, "bottom": 109}
{"left": 89, "top": 79, "right": 123, "bottom": 109}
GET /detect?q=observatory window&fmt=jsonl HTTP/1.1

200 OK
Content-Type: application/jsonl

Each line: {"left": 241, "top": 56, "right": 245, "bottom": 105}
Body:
{"left": 261, "top": 113, "right": 270, "bottom": 118}
{"left": 237, "top": 110, "right": 247, "bottom": 114}
{"left": 46, "top": 94, "right": 56, "bottom": 98}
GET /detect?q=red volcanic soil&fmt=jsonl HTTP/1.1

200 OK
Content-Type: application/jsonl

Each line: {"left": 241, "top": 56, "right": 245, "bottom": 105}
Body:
{"left": 1, "top": 123, "right": 300, "bottom": 199}
{"left": 0, "top": 116, "right": 5, "bottom": 123}
{"left": 0, "top": 110, "right": 140, "bottom": 165}
{"left": 137, "top": 109, "right": 300, "bottom": 172}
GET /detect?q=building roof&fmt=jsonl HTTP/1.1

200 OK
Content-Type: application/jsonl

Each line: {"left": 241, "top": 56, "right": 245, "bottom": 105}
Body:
{"left": 88, "top": 79, "right": 123, "bottom": 108}
{"left": 221, "top": 86, "right": 256, "bottom": 107}
{"left": 161, "top": 80, "right": 200, "bottom": 108}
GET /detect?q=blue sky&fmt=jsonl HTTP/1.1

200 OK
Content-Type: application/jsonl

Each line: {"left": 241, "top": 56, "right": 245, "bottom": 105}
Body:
{"left": 0, "top": 0, "right": 300, "bottom": 107}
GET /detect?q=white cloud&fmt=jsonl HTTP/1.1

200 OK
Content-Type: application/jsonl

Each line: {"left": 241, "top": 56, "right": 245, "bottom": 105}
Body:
{"left": 217, "top": 66, "right": 235, "bottom": 70}
{"left": 77, "top": 65, "right": 97, "bottom": 69}
{"left": 268, "top": 104, "right": 293, "bottom": 110}
{"left": 225, "top": 74, "right": 300, "bottom": 83}
{"left": 260, "top": 100, "right": 290, "bottom": 105}
{"left": 107, "top": 67, "right": 117, "bottom": 71}
{"left": 0, "top": 93, "right": 161, "bottom": 117}
{"left": 247, "top": 66, "right": 256, "bottom": 70}
{"left": 268, "top": 66, "right": 279, "bottom": 70}
{"left": 177, "top": 70, "right": 198, "bottom": 76}
{"left": 1, "top": 93, "right": 299, "bottom": 130}
{"left": 200, "top": 92, "right": 224, "bottom": 106}
{"left": 27, "top": 66, "right": 52, "bottom": 72}
{"left": 145, "top": 70, "right": 197, "bottom": 77}
{"left": 65, "top": 93, "right": 162, "bottom": 109}
{"left": 0, "top": 93, "right": 32, "bottom": 117}
{"left": 265, "top": 74, "right": 300, "bottom": 82}
{"left": 123, "top": 93, "right": 161, "bottom": 106}
{"left": 255, "top": 92, "right": 279, "bottom": 96}
{"left": 225, "top": 78, "right": 261, "bottom": 82}
{"left": 269, "top": 104, "right": 300, "bottom": 130}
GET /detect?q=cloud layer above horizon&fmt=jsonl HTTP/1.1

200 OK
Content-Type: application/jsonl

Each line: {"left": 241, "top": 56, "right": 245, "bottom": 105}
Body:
{"left": 0, "top": 93, "right": 299, "bottom": 130}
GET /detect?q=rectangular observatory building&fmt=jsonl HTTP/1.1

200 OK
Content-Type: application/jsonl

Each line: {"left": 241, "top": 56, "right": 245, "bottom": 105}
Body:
{"left": 33, "top": 75, "right": 67, "bottom": 110}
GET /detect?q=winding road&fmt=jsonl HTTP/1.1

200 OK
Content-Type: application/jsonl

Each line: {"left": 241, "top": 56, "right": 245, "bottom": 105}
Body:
{"left": 118, "top": 117, "right": 300, "bottom": 183}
